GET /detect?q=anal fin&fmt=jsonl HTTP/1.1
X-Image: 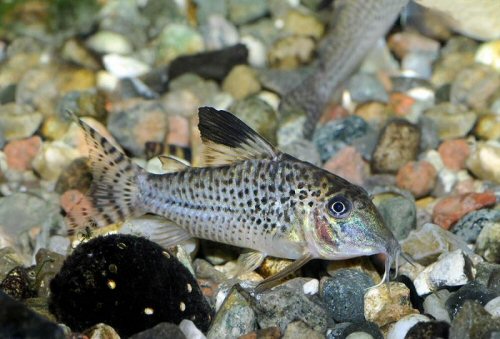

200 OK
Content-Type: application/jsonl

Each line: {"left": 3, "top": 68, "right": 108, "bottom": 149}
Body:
{"left": 120, "top": 215, "right": 192, "bottom": 249}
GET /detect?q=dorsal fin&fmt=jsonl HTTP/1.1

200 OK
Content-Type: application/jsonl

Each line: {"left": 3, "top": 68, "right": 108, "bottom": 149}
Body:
{"left": 158, "top": 155, "right": 191, "bottom": 172}
{"left": 198, "top": 107, "right": 279, "bottom": 166}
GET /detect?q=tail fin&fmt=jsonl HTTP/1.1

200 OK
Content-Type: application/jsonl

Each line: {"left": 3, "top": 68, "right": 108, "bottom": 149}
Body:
{"left": 66, "top": 115, "right": 145, "bottom": 236}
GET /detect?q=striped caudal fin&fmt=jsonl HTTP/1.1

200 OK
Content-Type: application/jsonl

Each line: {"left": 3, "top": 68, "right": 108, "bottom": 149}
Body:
{"left": 66, "top": 114, "right": 145, "bottom": 236}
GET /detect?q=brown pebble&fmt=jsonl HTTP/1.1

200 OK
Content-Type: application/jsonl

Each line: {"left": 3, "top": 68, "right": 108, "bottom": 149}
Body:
{"left": 438, "top": 139, "right": 470, "bottom": 171}
{"left": 324, "top": 146, "right": 367, "bottom": 185}
{"left": 396, "top": 160, "right": 437, "bottom": 198}
{"left": 4, "top": 136, "right": 41, "bottom": 171}
{"left": 238, "top": 326, "right": 281, "bottom": 339}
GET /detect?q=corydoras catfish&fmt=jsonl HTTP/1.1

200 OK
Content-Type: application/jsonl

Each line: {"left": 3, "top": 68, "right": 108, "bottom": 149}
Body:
{"left": 68, "top": 107, "right": 401, "bottom": 290}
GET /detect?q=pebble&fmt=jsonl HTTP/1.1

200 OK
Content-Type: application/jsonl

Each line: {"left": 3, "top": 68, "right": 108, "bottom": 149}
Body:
{"left": 239, "top": 326, "right": 281, "bottom": 339}
{"left": 449, "top": 300, "right": 500, "bottom": 339}
{"left": 229, "top": 97, "right": 277, "bottom": 144}
{"left": 467, "top": 142, "right": 500, "bottom": 183}
{"left": 450, "top": 64, "right": 500, "bottom": 110}
{"left": 413, "top": 250, "right": 474, "bottom": 296}
{"left": 4, "top": 136, "right": 41, "bottom": 171}
{"left": 485, "top": 296, "right": 500, "bottom": 317}
{"left": 327, "top": 322, "right": 383, "bottom": 339}
{"left": 103, "top": 54, "right": 151, "bottom": 78}
{"left": 438, "top": 139, "right": 471, "bottom": 171}
{"left": 0, "top": 247, "right": 25, "bottom": 282}
{"left": 373, "top": 192, "right": 416, "bottom": 241}
{"left": 268, "top": 36, "right": 316, "bottom": 70}
{"left": 353, "top": 102, "right": 390, "bottom": 130}
{"left": 363, "top": 282, "right": 417, "bottom": 327}
{"left": 61, "top": 39, "right": 100, "bottom": 70}
{"left": 32, "top": 141, "right": 82, "bottom": 181}
{"left": 54, "top": 157, "right": 92, "bottom": 194}
{"left": 57, "top": 89, "right": 107, "bottom": 122}
{"left": 475, "top": 113, "right": 500, "bottom": 140}
{"left": 222, "top": 65, "right": 261, "bottom": 100}
{"left": 320, "top": 269, "right": 374, "bottom": 323}
{"left": 168, "top": 44, "right": 248, "bottom": 82}
{"left": 86, "top": 31, "right": 133, "bottom": 55}
{"left": 396, "top": 160, "right": 437, "bottom": 198}
{"left": 452, "top": 209, "right": 500, "bottom": 244}
{"left": 423, "top": 103, "right": 476, "bottom": 140}
{"left": 423, "top": 290, "right": 452, "bottom": 323}
{"left": 446, "top": 282, "right": 498, "bottom": 319}
{"left": 475, "top": 40, "right": 500, "bottom": 71}
{"left": 228, "top": 0, "right": 268, "bottom": 25}
{"left": 405, "top": 321, "right": 450, "bottom": 339}
{"left": 347, "top": 73, "right": 389, "bottom": 103}
{"left": 179, "top": 319, "right": 205, "bottom": 339}
{"left": 107, "top": 99, "right": 168, "bottom": 156}
{"left": 207, "top": 287, "right": 255, "bottom": 339}
{"left": 0, "top": 104, "right": 43, "bottom": 141}
{"left": 201, "top": 16, "right": 239, "bottom": 51}
{"left": 129, "top": 322, "right": 186, "bottom": 339}
{"left": 388, "top": 92, "right": 416, "bottom": 117}
{"left": 0, "top": 290, "right": 65, "bottom": 339}
{"left": 253, "top": 284, "right": 329, "bottom": 333}
{"left": 388, "top": 31, "right": 440, "bottom": 60}
{"left": 283, "top": 321, "right": 325, "bottom": 339}
{"left": 313, "top": 116, "right": 369, "bottom": 163}
{"left": 432, "top": 192, "right": 497, "bottom": 230}
{"left": 154, "top": 23, "right": 205, "bottom": 66}
{"left": 386, "top": 314, "right": 430, "bottom": 339}
{"left": 476, "top": 219, "right": 500, "bottom": 263}
{"left": 323, "top": 146, "right": 367, "bottom": 186}
{"left": 85, "top": 323, "right": 121, "bottom": 339}
{"left": 401, "top": 223, "right": 474, "bottom": 265}
{"left": 372, "top": 119, "right": 421, "bottom": 174}
{"left": 280, "top": 140, "right": 321, "bottom": 166}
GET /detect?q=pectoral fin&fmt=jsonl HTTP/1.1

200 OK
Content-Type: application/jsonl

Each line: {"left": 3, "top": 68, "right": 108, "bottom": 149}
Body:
{"left": 141, "top": 217, "right": 192, "bottom": 248}
{"left": 255, "top": 254, "right": 313, "bottom": 292}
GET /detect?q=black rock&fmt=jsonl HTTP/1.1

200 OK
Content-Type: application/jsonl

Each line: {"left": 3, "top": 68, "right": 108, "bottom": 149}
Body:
{"left": 0, "top": 290, "right": 65, "bottom": 339}
{"left": 395, "top": 275, "right": 424, "bottom": 313}
{"left": 49, "top": 234, "right": 213, "bottom": 337}
{"left": 320, "top": 269, "right": 374, "bottom": 323}
{"left": 405, "top": 321, "right": 450, "bottom": 339}
{"left": 128, "top": 322, "right": 186, "bottom": 339}
{"left": 445, "top": 281, "right": 498, "bottom": 319}
{"left": 327, "top": 321, "right": 383, "bottom": 339}
{"left": 168, "top": 44, "right": 248, "bottom": 81}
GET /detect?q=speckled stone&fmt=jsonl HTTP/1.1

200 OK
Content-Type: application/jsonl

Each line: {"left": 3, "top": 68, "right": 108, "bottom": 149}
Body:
{"left": 449, "top": 300, "right": 500, "bottom": 339}
{"left": 452, "top": 209, "right": 500, "bottom": 243}
{"left": 423, "top": 103, "right": 476, "bottom": 140}
{"left": 320, "top": 269, "right": 374, "bottom": 323}
{"left": 373, "top": 192, "right": 416, "bottom": 241}
{"left": 347, "top": 73, "right": 389, "bottom": 103}
{"left": 313, "top": 116, "right": 369, "bottom": 162}
{"left": 446, "top": 282, "right": 498, "bottom": 319}
{"left": 372, "top": 120, "right": 421, "bottom": 174}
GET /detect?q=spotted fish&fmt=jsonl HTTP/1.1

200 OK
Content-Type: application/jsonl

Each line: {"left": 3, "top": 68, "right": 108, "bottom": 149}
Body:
{"left": 68, "top": 107, "right": 401, "bottom": 290}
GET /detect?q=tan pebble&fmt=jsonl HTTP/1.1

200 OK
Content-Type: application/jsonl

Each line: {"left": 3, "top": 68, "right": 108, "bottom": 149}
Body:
{"left": 364, "top": 282, "right": 417, "bottom": 327}
{"left": 107, "top": 279, "right": 116, "bottom": 289}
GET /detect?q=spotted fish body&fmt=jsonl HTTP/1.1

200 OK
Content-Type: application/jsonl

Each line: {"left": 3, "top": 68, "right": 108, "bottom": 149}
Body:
{"left": 69, "top": 107, "right": 400, "bottom": 287}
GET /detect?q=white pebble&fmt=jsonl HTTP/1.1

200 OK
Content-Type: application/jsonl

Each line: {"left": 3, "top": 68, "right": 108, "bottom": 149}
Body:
{"left": 485, "top": 296, "right": 500, "bottom": 317}
{"left": 179, "top": 319, "right": 206, "bottom": 339}
{"left": 302, "top": 279, "right": 319, "bottom": 295}
{"left": 386, "top": 314, "right": 430, "bottom": 339}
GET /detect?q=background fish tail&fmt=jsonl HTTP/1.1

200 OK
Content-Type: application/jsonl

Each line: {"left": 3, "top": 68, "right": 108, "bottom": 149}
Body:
{"left": 280, "top": 0, "right": 409, "bottom": 139}
{"left": 66, "top": 118, "right": 145, "bottom": 235}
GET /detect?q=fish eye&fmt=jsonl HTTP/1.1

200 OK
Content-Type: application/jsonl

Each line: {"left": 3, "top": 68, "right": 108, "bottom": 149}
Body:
{"left": 327, "top": 195, "right": 352, "bottom": 218}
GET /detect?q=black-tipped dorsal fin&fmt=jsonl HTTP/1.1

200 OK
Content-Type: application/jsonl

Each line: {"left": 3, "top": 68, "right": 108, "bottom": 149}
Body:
{"left": 198, "top": 107, "right": 279, "bottom": 166}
